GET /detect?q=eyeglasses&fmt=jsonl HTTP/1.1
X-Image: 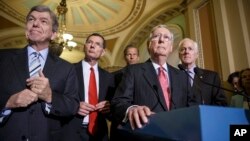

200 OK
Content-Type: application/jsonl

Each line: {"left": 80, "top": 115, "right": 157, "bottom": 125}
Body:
{"left": 151, "top": 34, "right": 172, "bottom": 42}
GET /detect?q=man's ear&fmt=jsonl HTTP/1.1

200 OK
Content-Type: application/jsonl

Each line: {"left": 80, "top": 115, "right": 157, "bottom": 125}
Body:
{"left": 101, "top": 49, "right": 106, "bottom": 57}
{"left": 50, "top": 32, "right": 57, "bottom": 40}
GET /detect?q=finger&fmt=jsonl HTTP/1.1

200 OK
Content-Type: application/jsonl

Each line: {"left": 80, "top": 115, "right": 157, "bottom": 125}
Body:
{"left": 96, "top": 101, "right": 105, "bottom": 105}
{"left": 26, "top": 77, "right": 35, "bottom": 83}
{"left": 143, "top": 106, "right": 152, "bottom": 116}
{"left": 138, "top": 108, "right": 148, "bottom": 124}
{"left": 133, "top": 109, "right": 143, "bottom": 129}
{"left": 100, "top": 108, "right": 110, "bottom": 114}
{"left": 39, "top": 71, "right": 45, "bottom": 78}
{"left": 78, "top": 109, "right": 89, "bottom": 116}
{"left": 26, "top": 78, "right": 35, "bottom": 86}
{"left": 80, "top": 103, "right": 95, "bottom": 111}
{"left": 128, "top": 110, "right": 136, "bottom": 130}
{"left": 99, "top": 106, "right": 110, "bottom": 111}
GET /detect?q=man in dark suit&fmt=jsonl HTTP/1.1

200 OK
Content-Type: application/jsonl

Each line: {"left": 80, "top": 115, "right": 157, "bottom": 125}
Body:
{"left": 178, "top": 38, "right": 227, "bottom": 106}
{"left": 111, "top": 25, "right": 195, "bottom": 131}
{"left": 0, "top": 5, "right": 79, "bottom": 141}
{"left": 110, "top": 45, "right": 140, "bottom": 141}
{"left": 113, "top": 44, "right": 140, "bottom": 90}
{"left": 61, "top": 33, "right": 115, "bottom": 141}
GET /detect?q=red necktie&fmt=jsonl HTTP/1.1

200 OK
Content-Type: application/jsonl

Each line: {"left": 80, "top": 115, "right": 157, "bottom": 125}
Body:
{"left": 158, "top": 66, "right": 171, "bottom": 110}
{"left": 88, "top": 67, "right": 98, "bottom": 135}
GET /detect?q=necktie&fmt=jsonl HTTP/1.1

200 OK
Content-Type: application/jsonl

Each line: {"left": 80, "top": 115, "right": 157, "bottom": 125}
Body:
{"left": 88, "top": 67, "right": 98, "bottom": 135}
{"left": 29, "top": 52, "right": 41, "bottom": 77}
{"left": 158, "top": 66, "right": 171, "bottom": 110}
{"left": 188, "top": 70, "right": 193, "bottom": 87}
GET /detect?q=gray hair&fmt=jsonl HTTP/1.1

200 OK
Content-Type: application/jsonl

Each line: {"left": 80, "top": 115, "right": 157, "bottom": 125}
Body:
{"left": 178, "top": 38, "right": 198, "bottom": 53}
{"left": 148, "top": 24, "right": 174, "bottom": 42}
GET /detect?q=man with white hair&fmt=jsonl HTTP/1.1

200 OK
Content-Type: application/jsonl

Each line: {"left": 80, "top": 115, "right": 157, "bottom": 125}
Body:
{"left": 178, "top": 38, "right": 227, "bottom": 106}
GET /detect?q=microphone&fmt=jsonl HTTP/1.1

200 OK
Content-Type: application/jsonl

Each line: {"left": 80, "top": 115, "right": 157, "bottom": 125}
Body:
{"left": 193, "top": 67, "right": 250, "bottom": 101}
{"left": 178, "top": 64, "right": 195, "bottom": 86}
{"left": 178, "top": 64, "right": 205, "bottom": 104}
{"left": 151, "top": 85, "right": 164, "bottom": 111}
{"left": 152, "top": 85, "right": 176, "bottom": 111}
{"left": 178, "top": 64, "right": 191, "bottom": 79}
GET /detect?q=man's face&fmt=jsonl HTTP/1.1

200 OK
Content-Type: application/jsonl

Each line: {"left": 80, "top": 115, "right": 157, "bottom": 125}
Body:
{"left": 25, "top": 11, "right": 56, "bottom": 43}
{"left": 232, "top": 77, "right": 240, "bottom": 90}
{"left": 179, "top": 40, "right": 198, "bottom": 66}
{"left": 148, "top": 27, "right": 173, "bottom": 58}
{"left": 84, "top": 35, "right": 105, "bottom": 60}
{"left": 125, "top": 48, "right": 139, "bottom": 65}
{"left": 241, "top": 70, "right": 250, "bottom": 89}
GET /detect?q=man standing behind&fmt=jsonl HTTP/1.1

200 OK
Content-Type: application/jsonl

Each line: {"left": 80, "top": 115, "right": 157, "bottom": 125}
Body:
{"left": 113, "top": 44, "right": 140, "bottom": 87}
{"left": 111, "top": 25, "right": 194, "bottom": 131}
{"left": 111, "top": 45, "right": 140, "bottom": 141}
{"left": 123, "top": 44, "right": 140, "bottom": 65}
{"left": 61, "top": 33, "right": 115, "bottom": 141}
{"left": 178, "top": 38, "right": 227, "bottom": 106}
{"left": 0, "top": 5, "right": 79, "bottom": 141}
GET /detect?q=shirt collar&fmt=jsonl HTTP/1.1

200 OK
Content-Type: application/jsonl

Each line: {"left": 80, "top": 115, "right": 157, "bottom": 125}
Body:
{"left": 186, "top": 65, "right": 196, "bottom": 74}
{"left": 82, "top": 60, "right": 98, "bottom": 71}
{"left": 27, "top": 46, "right": 48, "bottom": 61}
{"left": 151, "top": 61, "right": 168, "bottom": 72}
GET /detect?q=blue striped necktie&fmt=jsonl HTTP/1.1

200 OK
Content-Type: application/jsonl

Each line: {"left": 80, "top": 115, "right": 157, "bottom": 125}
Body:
{"left": 29, "top": 52, "right": 41, "bottom": 77}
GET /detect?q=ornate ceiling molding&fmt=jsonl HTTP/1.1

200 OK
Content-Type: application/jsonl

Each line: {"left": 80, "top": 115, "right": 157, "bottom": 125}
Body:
{"left": 130, "top": 1, "right": 188, "bottom": 48}
{"left": 0, "top": 0, "right": 145, "bottom": 38}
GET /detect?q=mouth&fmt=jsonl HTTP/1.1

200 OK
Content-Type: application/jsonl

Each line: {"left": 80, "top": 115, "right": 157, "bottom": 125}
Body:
{"left": 30, "top": 30, "right": 41, "bottom": 34}
{"left": 157, "top": 46, "right": 166, "bottom": 50}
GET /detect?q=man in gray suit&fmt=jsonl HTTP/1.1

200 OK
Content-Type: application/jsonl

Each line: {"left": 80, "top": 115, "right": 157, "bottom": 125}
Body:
{"left": 111, "top": 25, "right": 195, "bottom": 131}
{"left": 0, "top": 5, "right": 79, "bottom": 141}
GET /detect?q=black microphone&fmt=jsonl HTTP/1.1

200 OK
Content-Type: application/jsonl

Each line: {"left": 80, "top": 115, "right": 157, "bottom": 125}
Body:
{"left": 151, "top": 85, "right": 164, "bottom": 111}
{"left": 178, "top": 64, "right": 193, "bottom": 79}
{"left": 178, "top": 64, "right": 195, "bottom": 87}
{"left": 178, "top": 64, "right": 205, "bottom": 104}
{"left": 152, "top": 84, "right": 176, "bottom": 111}
{"left": 193, "top": 67, "right": 250, "bottom": 101}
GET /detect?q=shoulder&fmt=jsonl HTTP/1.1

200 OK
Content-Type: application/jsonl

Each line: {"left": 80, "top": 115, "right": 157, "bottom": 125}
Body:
{"left": 112, "top": 68, "right": 124, "bottom": 75}
{"left": 168, "top": 64, "right": 183, "bottom": 75}
{"left": 48, "top": 53, "right": 74, "bottom": 70}
{"left": 0, "top": 48, "right": 25, "bottom": 55}
{"left": 98, "top": 67, "right": 114, "bottom": 81}
{"left": 0, "top": 48, "right": 26, "bottom": 61}
{"left": 198, "top": 68, "right": 219, "bottom": 76}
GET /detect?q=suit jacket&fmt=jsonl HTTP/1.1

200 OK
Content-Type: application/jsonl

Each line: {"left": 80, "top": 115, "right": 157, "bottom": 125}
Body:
{"left": 191, "top": 67, "right": 227, "bottom": 106}
{"left": 0, "top": 47, "right": 79, "bottom": 141}
{"left": 111, "top": 59, "right": 195, "bottom": 124}
{"left": 112, "top": 67, "right": 127, "bottom": 89}
{"left": 230, "top": 95, "right": 245, "bottom": 108}
{"left": 61, "top": 61, "right": 115, "bottom": 141}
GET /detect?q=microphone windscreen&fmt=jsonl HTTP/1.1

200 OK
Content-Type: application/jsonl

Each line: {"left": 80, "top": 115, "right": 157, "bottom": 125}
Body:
{"left": 178, "top": 64, "right": 185, "bottom": 70}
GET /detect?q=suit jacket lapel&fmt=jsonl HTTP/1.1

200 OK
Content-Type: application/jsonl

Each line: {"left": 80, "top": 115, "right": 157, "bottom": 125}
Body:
{"left": 168, "top": 65, "right": 183, "bottom": 109}
{"left": 12, "top": 48, "right": 29, "bottom": 86}
{"left": 142, "top": 60, "right": 168, "bottom": 110}
{"left": 98, "top": 67, "right": 106, "bottom": 101}
{"left": 75, "top": 62, "right": 85, "bottom": 101}
{"left": 43, "top": 53, "right": 57, "bottom": 81}
{"left": 192, "top": 68, "right": 203, "bottom": 103}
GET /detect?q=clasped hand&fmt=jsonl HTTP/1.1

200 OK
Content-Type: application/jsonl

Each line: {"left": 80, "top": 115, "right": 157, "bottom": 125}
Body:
{"left": 78, "top": 101, "right": 110, "bottom": 116}
{"left": 5, "top": 71, "right": 52, "bottom": 108}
